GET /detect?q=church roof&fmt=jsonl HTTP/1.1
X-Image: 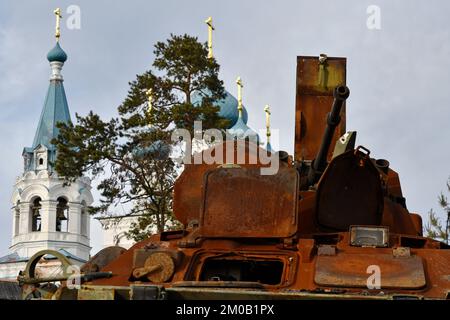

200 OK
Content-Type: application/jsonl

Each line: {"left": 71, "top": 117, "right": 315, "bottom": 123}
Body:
{"left": 0, "top": 249, "right": 87, "bottom": 265}
{"left": 51, "top": 249, "right": 87, "bottom": 263}
{"left": 227, "top": 116, "right": 260, "bottom": 142}
{"left": 0, "top": 252, "right": 27, "bottom": 264}
{"left": 47, "top": 42, "right": 67, "bottom": 63}
{"left": 191, "top": 89, "right": 249, "bottom": 128}
{"left": 31, "top": 48, "right": 71, "bottom": 150}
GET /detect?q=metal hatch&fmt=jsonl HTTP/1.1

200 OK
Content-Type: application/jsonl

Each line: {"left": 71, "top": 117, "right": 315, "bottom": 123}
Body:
{"left": 315, "top": 253, "right": 426, "bottom": 289}
{"left": 198, "top": 167, "right": 299, "bottom": 238}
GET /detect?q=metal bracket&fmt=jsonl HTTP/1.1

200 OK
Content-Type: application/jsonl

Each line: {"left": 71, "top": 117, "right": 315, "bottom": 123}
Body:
{"left": 317, "top": 245, "right": 337, "bottom": 256}
{"left": 393, "top": 247, "right": 411, "bottom": 258}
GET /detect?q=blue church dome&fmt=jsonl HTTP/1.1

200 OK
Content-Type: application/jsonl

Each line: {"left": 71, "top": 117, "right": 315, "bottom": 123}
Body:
{"left": 227, "top": 117, "right": 260, "bottom": 142}
{"left": 191, "top": 89, "right": 249, "bottom": 128}
{"left": 47, "top": 42, "right": 67, "bottom": 63}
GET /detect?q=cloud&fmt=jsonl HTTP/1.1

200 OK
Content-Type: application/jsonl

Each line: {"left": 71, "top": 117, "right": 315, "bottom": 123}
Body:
{"left": 1, "top": 0, "right": 450, "bottom": 256}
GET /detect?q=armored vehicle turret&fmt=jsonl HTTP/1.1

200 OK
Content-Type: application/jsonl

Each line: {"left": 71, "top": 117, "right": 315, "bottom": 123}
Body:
{"left": 20, "top": 55, "right": 450, "bottom": 300}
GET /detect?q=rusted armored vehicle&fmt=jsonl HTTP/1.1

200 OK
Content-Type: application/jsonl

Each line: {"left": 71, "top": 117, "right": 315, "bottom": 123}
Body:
{"left": 20, "top": 55, "right": 450, "bottom": 300}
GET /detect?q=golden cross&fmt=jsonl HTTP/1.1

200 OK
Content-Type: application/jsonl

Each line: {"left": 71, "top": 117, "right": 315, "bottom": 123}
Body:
{"left": 236, "top": 77, "right": 243, "bottom": 117}
{"left": 146, "top": 88, "right": 154, "bottom": 121}
{"left": 54, "top": 8, "right": 62, "bottom": 42}
{"left": 264, "top": 105, "right": 271, "bottom": 141}
{"left": 205, "top": 17, "right": 214, "bottom": 59}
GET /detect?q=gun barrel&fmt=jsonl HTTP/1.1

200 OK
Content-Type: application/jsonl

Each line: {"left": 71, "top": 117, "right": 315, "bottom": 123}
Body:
{"left": 18, "top": 271, "right": 113, "bottom": 285}
{"left": 308, "top": 85, "right": 350, "bottom": 185}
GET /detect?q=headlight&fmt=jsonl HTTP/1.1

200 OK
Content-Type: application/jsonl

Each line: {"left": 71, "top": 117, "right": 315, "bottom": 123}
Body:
{"left": 349, "top": 226, "right": 389, "bottom": 247}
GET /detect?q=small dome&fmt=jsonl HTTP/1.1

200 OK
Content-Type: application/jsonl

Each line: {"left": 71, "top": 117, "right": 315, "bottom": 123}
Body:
{"left": 47, "top": 42, "right": 67, "bottom": 63}
{"left": 227, "top": 117, "right": 260, "bottom": 142}
{"left": 191, "top": 89, "right": 249, "bottom": 128}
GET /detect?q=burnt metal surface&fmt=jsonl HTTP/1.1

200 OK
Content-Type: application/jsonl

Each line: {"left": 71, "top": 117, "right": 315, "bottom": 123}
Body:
{"left": 0, "top": 281, "right": 22, "bottom": 300}
{"left": 133, "top": 252, "right": 175, "bottom": 282}
{"left": 174, "top": 142, "right": 272, "bottom": 226}
{"left": 130, "top": 285, "right": 164, "bottom": 300}
{"left": 165, "top": 287, "right": 420, "bottom": 300}
{"left": 20, "top": 54, "right": 450, "bottom": 300}
{"left": 81, "top": 246, "right": 126, "bottom": 273}
{"left": 307, "top": 85, "right": 350, "bottom": 186}
{"left": 316, "top": 148, "right": 383, "bottom": 231}
{"left": 184, "top": 250, "right": 298, "bottom": 288}
{"left": 199, "top": 167, "right": 298, "bottom": 238}
{"left": 78, "top": 286, "right": 115, "bottom": 300}
{"left": 317, "top": 245, "right": 337, "bottom": 256}
{"left": 295, "top": 56, "right": 347, "bottom": 161}
{"left": 133, "top": 248, "right": 184, "bottom": 269}
{"left": 315, "top": 253, "right": 426, "bottom": 289}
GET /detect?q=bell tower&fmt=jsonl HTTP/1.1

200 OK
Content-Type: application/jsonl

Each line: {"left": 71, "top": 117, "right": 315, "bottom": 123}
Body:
{"left": 9, "top": 9, "right": 93, "bottom": 262}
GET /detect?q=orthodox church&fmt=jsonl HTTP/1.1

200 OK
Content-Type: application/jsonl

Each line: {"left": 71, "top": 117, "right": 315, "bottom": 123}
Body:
{"left": 0, "top": 16, "right": 93, "bottom": 281}
{"left": 0, "top": 12, "right": 273, "bottom": 283}
{"left": 191, "top": 18, "right": 264, "bottom": 146}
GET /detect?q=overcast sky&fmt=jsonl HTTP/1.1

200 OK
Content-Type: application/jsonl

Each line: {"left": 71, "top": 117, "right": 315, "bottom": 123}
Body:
{"left": 1, "top": 0, "right": 449, "bottom": 257}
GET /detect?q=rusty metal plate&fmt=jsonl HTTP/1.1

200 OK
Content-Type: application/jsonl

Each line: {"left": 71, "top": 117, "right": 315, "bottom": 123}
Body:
{"left": 78, "top": 286, "right": 115, "bottom": 300}
{"left": 173, "top": 142, "right": 272, "bottom": 226}
{"left": 165, "top": 287, "right": 398, "bottom": 300}
{"left": 316, "top": 150, "right": 383, "bottom": 231}
{"left": 81, "top": 246, "right": 126, "bottom": 273}
{"left": 295, "top": 56, "right": 346, "bottom": 161}
{"left": 315, "top": 254, "right": 426, "bottom": 289}
{"left": 297, "top": 56, "right": 346, "bottom": 95}
{"left": 199, "top": 167, "right": 299, "bottom": 238}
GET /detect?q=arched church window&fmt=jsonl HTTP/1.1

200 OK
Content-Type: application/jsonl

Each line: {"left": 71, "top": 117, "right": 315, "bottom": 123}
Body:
{"left": 14, "top": 201, "right": 20, "bottom": 236}
{"left": 56, "top": 197, "right": 69, "bottom": 232}
{"left": 80, "top": 201, "right": 87, "bottom": 236}
{"left": 31, "top": 198, "right": 42, "bottom": 232}
{"left": 39, "top": 158, "right": 44, "bottom": 165}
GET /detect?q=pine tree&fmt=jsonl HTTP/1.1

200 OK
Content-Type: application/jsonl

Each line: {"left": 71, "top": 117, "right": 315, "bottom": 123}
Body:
{"left": 52, "top": 34, "right": 230, "bottom": 240}
{"left": 425, "top": 177, "right": 450, "bottom": 244}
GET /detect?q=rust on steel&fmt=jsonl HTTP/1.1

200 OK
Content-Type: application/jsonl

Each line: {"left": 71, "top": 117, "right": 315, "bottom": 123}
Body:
{"left": 20, "top": 55, "right": 450, "bottom": 300}
{"left": 199, "top": 166, "right": 298, "bottom": 238}
{"left": 295, "top": 56, "right": 347, "bottom": 162}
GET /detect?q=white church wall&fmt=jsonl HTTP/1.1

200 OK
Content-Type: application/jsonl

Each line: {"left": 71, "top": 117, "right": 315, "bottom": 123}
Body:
{"left": 0, "top": 23, "right": 97, "bottom": 283}
{"left": 97, "top": 215, "right": 139, "bottom": 249}
{"left": 9, "top": 171, "right": 93, "bottom": 261}
{"left": 0, "top": 262, "right": 27, "bottom": 282}
{"left": 0, "top": 258, "right": 86, "bottom": 282}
